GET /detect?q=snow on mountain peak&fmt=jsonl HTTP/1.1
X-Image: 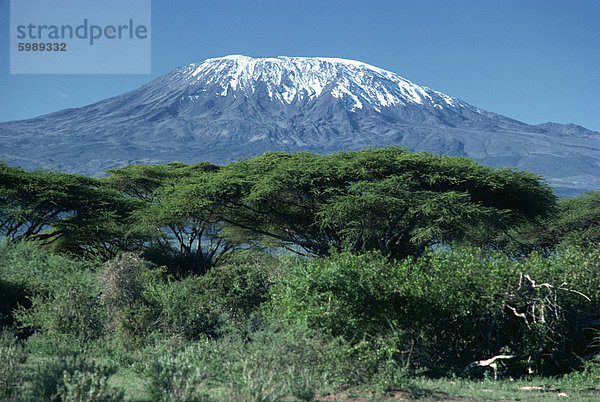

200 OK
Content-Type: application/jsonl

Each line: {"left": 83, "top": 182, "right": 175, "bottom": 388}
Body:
{"left": 181, "top": 55, "right": 468, "bottom": 112}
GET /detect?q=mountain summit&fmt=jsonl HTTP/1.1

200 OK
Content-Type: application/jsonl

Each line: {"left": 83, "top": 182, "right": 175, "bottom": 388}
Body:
{"left": 184, "top": 55, "right": 469, "bottom": 112}
{"left": 1, "top": 55, "right": 598, "bottom": 196}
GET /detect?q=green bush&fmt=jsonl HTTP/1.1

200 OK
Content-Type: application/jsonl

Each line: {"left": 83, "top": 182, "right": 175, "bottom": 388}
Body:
{"left": 29, "top": 352, "right": 121, "bottom": 401}
{"left": 0, "top": 331, "right": 28, "bottom": 399}
{"left": 98, "top": 253, "right": 156, "bottom": 349}
{"left": 25, "top": 332, "right": 86, "bottom": 358}
{"left": 0, "top": 277, "right": 28, "bottom": 329}
{"left": 0, "top": 240, "right": 100, "bottom": 296}
{"left": 146, "top": 351, "right": 211, "bottom": 401}
{"left": 142, "top": 255, "right": 274, "bottom": 340}
{"left": 141, "top": 324, "right": 355, "bottom": 400}
{"left": 58, "top": 368, "right": 124, "bottom": 402}
{"left": 16, "top": 277, "right": 103, "bottom": 342}
{"left": 143, "top": 275, "right": 222, "bottom": 340}
{"left": 197, "top": 260, "right": 272, "bottom": 325}
{"left": 0, "top": 241, "right": 104, "bottom": 341}
{"left": 267, "top": 247, "right": 600, "bottom": 376}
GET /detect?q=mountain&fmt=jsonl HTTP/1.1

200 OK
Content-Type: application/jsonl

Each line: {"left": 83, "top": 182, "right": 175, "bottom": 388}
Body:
{"left": 1, "top": 55, "right": 598, "bottom": 197}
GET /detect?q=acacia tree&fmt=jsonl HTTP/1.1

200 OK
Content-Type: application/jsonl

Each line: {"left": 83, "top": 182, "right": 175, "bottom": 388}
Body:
{"left": 551, "top": 191, "right": 600, "bottom": 247}
{"left": 45, "top": 188, "right": 148, "bottom": 258}
{"left": 0, "top": 162, "right": 149, "bottom": 257}
{"left": 103, "top": 162, "right": 237, "bottom": 272}
{"left": 183, "top": 152, "right": 344, "bottom": 256}
{"left": 186, "top": 148, "right": 556, "bottom": 259}
{"left": 0, "top": 163, "right": 148, "bottom": 257}
{"left": 502, "top": 190, "right": 600, "bottom": 252}
{"left": 0, "top": 164, "right": 99, "bottom": 238}
{"left": 319, "top": 150, "right": 557, "bottom": 258}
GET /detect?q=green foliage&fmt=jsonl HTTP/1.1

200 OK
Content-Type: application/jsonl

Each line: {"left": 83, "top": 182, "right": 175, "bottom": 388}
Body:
{"left": 268, "top": 251, "right": 404, "bottom": 338}
{"left": 98, "top": 253, "right": 156, "bottom": 349}
{"left": 146, "top": 351, "right": 211, "bottom": 401}
{"left": 3, "top": 149, "right": 600, "bottom": 395}
{"left": 0, "top": 331, "right": 28, "bottom": 399}
{"left": 140, "top": 322, "right": 417, "bottom": 399}
{"left": 46, "top": 190, "right": 149, "bottom": 259}
{"left": 58, "top": 366, "right": 124, "bottom": 402}
{"left": 15, "top": 277, "right": 103, "bottom": 341}
{"left": 2, "top": 238, "right": 600, "bottom": 397}
{"left": 142, "top": 275, "right": 222, "bottom": 340}
{"left": 96, "top": 250, "right": 273, "bottom": 345}
{"left": 25, "top": 332, "right": 87, "bottom": 357}
{"left": 268, "top": 247, "right": 600, "bottom": 375}
{"left": 1, "top": 148, "right": 558, "bottom": 264}
{"left": 30, "top": 353, "right": 122, "bottom": 401}
{"left": 0, "top": 276, "right": 28, "bottom": 329}
{"left": 0, "top": 240, "right": 99, "bottom": 294}
{"left": 104, "top": 162, "right": 236, "bottom": 274}
{"left": 0, "top": 163, "right": 98, "bottom": 240}
{"left": 555, "top": 191, "right": 600, "bottom": 247}
{"left": 0, "top": 163, "right": 146, "bottom": 258}
{"left": 0, "top": 241, "right": 103, "bottom": 339}
{"left": 500, "top": 191, "right": 600, "bottom": 253}
{"left": 143, "top": 253, "right": 274, "bottom": 339}
{"left": 142, "top": 325, "right": 331, "bottom": 400}
{"left": 188, "top": 148, "right": 555, "bottom": 259}
{"left": 197, "top": 259, "right": 272, "bottom": 325}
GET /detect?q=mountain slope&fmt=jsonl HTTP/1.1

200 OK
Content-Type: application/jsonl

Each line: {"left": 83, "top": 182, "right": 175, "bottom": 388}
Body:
{"left": 1, "top": 55, "right": 598, "bottom": 197}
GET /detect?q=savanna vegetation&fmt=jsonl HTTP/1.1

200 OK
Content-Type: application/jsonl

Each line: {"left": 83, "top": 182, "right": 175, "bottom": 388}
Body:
{"left": 1, "top": 148, "right": 599, "bottom": 400}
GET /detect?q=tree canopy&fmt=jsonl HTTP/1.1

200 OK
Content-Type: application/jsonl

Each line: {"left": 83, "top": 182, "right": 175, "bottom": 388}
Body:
{"left": 504, "top": 190, "right": 600, "bottom": 252}
{"left": 178, "top": 148, "right": 556, "bottom": 259}
{"left": 0, "top": 162, "right": 147, "bottom": 257}
{"left": 102, "top": 162, "right": 236, "bottom": 272}
{"left": 0, "top": 148, "right": 563, "bottom": 262}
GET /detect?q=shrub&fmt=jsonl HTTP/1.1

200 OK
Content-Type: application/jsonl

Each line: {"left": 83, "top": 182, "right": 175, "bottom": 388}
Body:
{"left": 99, "top": 253, "right": 149, "bottom": 311}
{"left": 141, "top": 324, "right": 355, "bottom": 400}
{"left": 197, "top": 260, "right": 271, "bottom": 325}
{"left": 146, "top": 351, "right": 211, "bottom": 401}
{"left": 142, "top": 256, "right": 274, "bottom": 340}
{"left": 143, "top": 275, "right": 222, "bottom": 340}
{"left": 15, "top": 277, "right": 103, "bottom": 341}
{"left": 0, "top": 241, "right": 103, "bottom": 341}
{"left": 0, "top": 277, "right": 28, "bottom": 330}
{"left": 29, "top": 352, "right": 122, "bottom": 401}
{"left": 267, "top": 247, "right": 600, "bottom": 376}
{"left": 99, "top": 253, "right": 155, "bottom": 349}
{"left": 0, "top": 240, "right": 100, "bottom": 296}
{"left": 0, "top": 331, "right": 28, "bottom": 399}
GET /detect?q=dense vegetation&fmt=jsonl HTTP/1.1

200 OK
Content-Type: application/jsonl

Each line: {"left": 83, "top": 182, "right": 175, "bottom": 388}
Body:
{"left": 1, "top": 148, "right": 599, "bottom": 400}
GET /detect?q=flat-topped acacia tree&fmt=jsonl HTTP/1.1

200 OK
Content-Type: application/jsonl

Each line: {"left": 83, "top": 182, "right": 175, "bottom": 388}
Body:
{"left": 0, "top": 163, "right": 142, "bottom": 256}
{"left": 501, "top": 190, "right": 600, "bottom": 252}
{"left": 181, "top": 147, "right": 556, "bottom": 259}
{"left": 0, "top": 148, "right": 557, "bottom": 261}
{"left": 103, "top": 162, "right": 238, "bottom": 271}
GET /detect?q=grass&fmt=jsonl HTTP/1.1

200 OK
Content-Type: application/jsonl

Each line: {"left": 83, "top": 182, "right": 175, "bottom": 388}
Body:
{"left": 7, "top": 358, "right": 600, "bottom": 401}
{"left": 405, "top": 376, "right": 600, "bottom": 401}
{"left": 86, "top": 369, "right": 600, "bottom": 401}
{"left": 108, "top": 367, "right": 151, "bottom": 401}
{"left": 311, "top": 377, "right": 600, "bottom": 401}
{"left": 5, "top": 337, "right": 600, "bottom": 401}
{"left": 3, "top": 242, "right": 600, "bottom": 400}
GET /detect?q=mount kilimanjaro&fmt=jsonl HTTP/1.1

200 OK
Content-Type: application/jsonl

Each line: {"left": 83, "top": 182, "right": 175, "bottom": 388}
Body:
{"left": 1, "top": 55, "right": 598, "bottom": 197}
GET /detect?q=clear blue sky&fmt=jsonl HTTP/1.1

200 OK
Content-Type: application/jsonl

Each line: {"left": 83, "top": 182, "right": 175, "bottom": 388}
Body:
{"left": 1, "top": 0, "right": 599, "bottom": 131}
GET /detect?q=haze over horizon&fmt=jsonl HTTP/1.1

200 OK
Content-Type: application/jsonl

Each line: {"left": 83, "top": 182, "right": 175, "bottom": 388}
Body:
{"left": 1, "top": 0, "right": 599, "bottom": 132}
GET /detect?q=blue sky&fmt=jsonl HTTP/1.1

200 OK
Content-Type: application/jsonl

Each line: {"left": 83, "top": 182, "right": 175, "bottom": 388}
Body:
{"left": 1, "top": 0, "right": 599, "bottom": 131}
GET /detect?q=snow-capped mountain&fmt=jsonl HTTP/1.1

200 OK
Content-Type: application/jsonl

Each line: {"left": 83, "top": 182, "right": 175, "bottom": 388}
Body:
{"left": 185, "top": 55, "right": 468, "bottom": 112}
{"left": 1, "top": 55, "right": 598, "bottom": 197}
